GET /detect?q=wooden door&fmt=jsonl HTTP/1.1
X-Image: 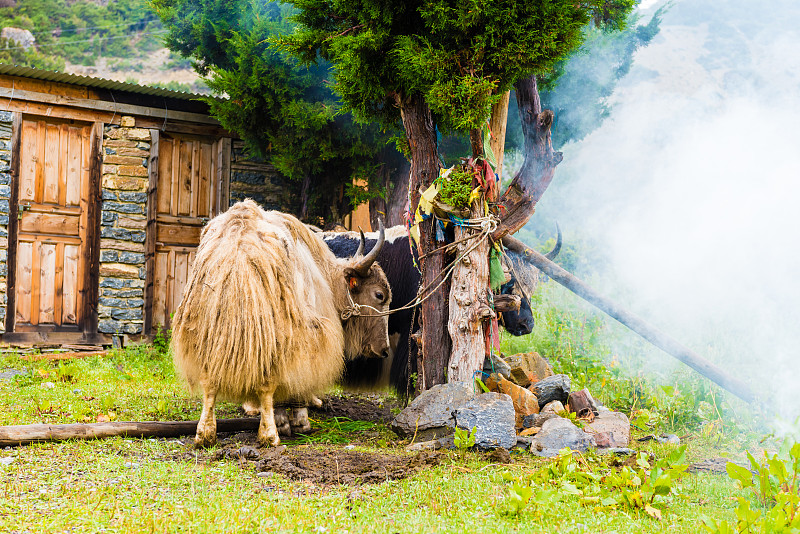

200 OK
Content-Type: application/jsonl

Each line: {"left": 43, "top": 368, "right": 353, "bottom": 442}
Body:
{"left": 145, "top": 132, "right": 230, "bottom": 332}
{"left": 7, "top": 116, "right": 101, "bottom": 336}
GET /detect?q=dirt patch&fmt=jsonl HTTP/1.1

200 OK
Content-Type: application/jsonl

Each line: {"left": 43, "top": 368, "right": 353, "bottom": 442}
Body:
{"left": 313, "top": 393, "right": 398, "bottom": 424}
{"left": 202, "top": 432, "right": 440, "bottom": 485}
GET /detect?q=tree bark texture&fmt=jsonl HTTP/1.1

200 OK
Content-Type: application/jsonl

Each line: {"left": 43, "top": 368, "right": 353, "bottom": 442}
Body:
{"left": 0, "top": 418, "right": 260, "bottom": 446}
{"left": 401, "top": 93, "right": 449, "bottom": 389}
{"left": 489, "top": 91, "right": 511, "bottom": 178}
{"left": 447, "top": 200, "right": 493, "bottom": 382}
{"left": 494, "top": 75, "right": 563, "bottom": 239}
{"left": 369, "top": 157, "right": 410, "bottom": 227}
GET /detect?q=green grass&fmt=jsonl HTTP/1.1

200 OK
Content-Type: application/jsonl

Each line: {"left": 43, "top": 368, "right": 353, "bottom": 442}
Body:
{"left": 0, "top": 435, "right": 745, "bottom": 533}
{"left": 0, "top": 299, "right": 785, "bottom": 533}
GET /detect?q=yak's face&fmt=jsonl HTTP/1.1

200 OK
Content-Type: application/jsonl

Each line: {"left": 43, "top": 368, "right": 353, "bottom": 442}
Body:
{"left": 343, "top": 264, "right": 393, "bottom": 359}
{"left": 499, "top": 278, "right": 534, "bottom": 336}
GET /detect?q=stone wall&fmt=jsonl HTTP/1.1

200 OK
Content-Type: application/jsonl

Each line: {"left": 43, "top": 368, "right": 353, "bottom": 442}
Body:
{"left": 97, "top": 116, "right": 149, "bottom": 335}
{"left": 229, "top": 140, "right": 297, "bottom": 211}
{"left": 0, "top": 111, "right": 11, "bottom": 332}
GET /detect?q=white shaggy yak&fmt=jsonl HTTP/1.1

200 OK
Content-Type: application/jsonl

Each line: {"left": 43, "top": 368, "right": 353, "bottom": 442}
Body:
{"left": 172, "top": 200, "right": 391, "bottom": 447}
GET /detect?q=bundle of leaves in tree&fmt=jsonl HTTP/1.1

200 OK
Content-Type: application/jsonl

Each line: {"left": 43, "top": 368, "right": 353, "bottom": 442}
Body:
{"left": 436, "top": 166, "right": 474, "bottom": 209}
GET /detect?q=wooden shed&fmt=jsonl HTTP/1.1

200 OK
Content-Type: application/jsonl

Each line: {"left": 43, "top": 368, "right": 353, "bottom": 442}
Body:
{"left": 0, "top": 64, "right": 295, "bottom": 345}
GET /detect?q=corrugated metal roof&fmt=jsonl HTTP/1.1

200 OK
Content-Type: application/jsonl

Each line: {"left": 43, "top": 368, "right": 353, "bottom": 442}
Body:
{"left": 0, "top": 63, "right": 211, "bottom": 101}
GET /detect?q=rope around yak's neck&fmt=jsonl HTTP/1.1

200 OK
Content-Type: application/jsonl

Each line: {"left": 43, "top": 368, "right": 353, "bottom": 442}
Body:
{"left": 340, "top": 215, "right": 498, "bottom": 320}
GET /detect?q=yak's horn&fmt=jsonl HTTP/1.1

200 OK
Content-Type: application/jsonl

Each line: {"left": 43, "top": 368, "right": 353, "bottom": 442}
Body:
{"left": 355, "top": 229, "right": 366, "bottom": 258}
{"left": 353, "top": 220, "right": 385, "bottom": 277}
{"left": 544, "top": 222, "right": 562, "bottom": 260}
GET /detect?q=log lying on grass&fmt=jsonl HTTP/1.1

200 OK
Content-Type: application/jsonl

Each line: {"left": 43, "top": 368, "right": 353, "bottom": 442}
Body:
{"left": 0, "top": 418, "right": 260, "bottom": 446}
{"left": 501, "top": 235, "right": 758, "bottom": 405}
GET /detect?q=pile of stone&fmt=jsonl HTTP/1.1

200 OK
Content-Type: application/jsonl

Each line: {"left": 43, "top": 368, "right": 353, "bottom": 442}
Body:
{"left": 391, "top": 352, "right": 631, "bottom": 457}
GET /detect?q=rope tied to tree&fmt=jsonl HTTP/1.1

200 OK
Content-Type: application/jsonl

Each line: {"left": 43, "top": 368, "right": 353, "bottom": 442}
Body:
{"left": 341, "top": 213, "right": 500, "bottom": 319}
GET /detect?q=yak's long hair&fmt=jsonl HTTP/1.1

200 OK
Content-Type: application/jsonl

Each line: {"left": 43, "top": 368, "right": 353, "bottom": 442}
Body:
{"left": 171, "top": 200, "right": 346, "bottom": 403}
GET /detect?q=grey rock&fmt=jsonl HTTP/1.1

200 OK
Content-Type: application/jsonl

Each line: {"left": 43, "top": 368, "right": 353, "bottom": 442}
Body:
{"left": 657, "top": 434, "right": 680, "bottom": 445}
{"left": 530, "top": 374, "right": 571, "bottom": 408}
{"left": 391, "top": 381, "right": 476, "bottom": 439}
{"left": 482, "top": 353, "right": 512, "bottom": 380}
{"left": 522, "top": 411, "right": 560, "bottom": 429}
{"left": 584, "top": 411, "right": 630, "bottom": 448}
{"left": 1, "top": 27, "right": 35, "bottom": 49}
{"left": 453, "top": 392, "right": 517, "bottom": 450}
{"left": 514, "top": 435, "right": 534, "bottom": 449}
{"left": 530, "top": 417, "right": 596, "bottom": 457}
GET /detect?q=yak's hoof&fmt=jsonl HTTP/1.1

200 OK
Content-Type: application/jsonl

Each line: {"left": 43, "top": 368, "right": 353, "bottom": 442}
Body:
{"left": 241, "top": 400, "right": 260, "bottom": 416}
{"left": 274, "top": 408, "right": 289, "bottom": 427}
{"left": 290, "top": 408, "right": 311, "bottom": 434}
{"left": 258, "top": 428, "right": 280, "bottom": 447}
{"left": 193, "top": 432, "right": 217, "bottom": 448}
{"left": 310, "top": 395, "right": 323, "bottom": 408}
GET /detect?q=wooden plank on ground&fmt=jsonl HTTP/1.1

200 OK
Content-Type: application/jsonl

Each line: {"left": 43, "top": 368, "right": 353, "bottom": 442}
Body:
{"left": 0, "top": 418, "right": 260, "bottom": 446}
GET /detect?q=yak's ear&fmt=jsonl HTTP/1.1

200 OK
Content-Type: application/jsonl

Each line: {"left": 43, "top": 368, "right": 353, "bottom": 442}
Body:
{"left": 343, "top": 267, "right": 361, "bottom": 291}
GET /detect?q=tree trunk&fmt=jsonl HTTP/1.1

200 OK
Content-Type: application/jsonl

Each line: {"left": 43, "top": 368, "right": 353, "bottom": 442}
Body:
{"left": 401, "top": 93, "right": 449, "bottom": 390}
{"left": 300, "top": 172, "right": 311, "bottom": 221}
{"left": 369, "top": 156, "right": 410, "bottom": 227}
{"left": 494, "top": 75, "right": 563, "bottom": 239}
{"left": 489, "top": 91, "right": 511, "bottom": 179}
{"left": 447, "top": 198, "right": 492, "bottom": 381}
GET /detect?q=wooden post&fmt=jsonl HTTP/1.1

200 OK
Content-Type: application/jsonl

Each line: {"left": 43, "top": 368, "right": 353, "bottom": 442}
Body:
{"left": 489, "top": 91, "right": 511, "bottom": 178}
{"left": 447, "top": 199, "right": 492, "bottom": 381}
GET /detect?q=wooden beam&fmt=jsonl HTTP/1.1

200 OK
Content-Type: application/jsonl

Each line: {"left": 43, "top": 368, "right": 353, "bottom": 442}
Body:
{"left": 82, "top": 122, "right": 103, "bottom": 336}
{"left": 501, "top": 234, "right": 758, "bottom": 405}
{"left": 217, "top": 137, "right": 231, "bottom": 212}
{"left": 1, "top": 331, "right": 111, "bottom": 345}
{"left": 5, "top": 112, "right": 22, "bottom": 334}
{"left": 143, "top": 129, "right": 159, "bottom": 335}
{"left": 0, "top": 87, "right": 220, "bottom": 126}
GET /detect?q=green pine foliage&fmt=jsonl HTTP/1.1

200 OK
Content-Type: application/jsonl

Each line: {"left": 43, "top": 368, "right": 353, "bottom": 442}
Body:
{"left": 283, "top": 0, "right": 636, "bottom": 135}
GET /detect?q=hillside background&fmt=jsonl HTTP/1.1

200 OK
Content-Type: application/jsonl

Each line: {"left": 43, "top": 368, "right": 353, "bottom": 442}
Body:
{"left": 0, "top": 0, "right": 204, "bottom": 92}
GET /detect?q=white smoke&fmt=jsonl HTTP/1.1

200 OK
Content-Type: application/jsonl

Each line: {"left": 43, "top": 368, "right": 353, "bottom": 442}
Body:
{"left": 534, "top": 0, "right": 800, "bottom": 417}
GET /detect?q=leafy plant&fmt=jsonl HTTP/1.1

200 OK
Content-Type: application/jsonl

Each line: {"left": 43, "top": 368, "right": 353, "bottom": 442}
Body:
{"left": 436, "top": 167, "right": 474, "bottom": 209}
{"left": 454, "top": 426, "right": 477, "bottom": 451}
{"left": 702, "top": 441, "right": 800, "bottom": 532}
{"left": 500, "top": 446, "right": 688, "bottom": 520}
